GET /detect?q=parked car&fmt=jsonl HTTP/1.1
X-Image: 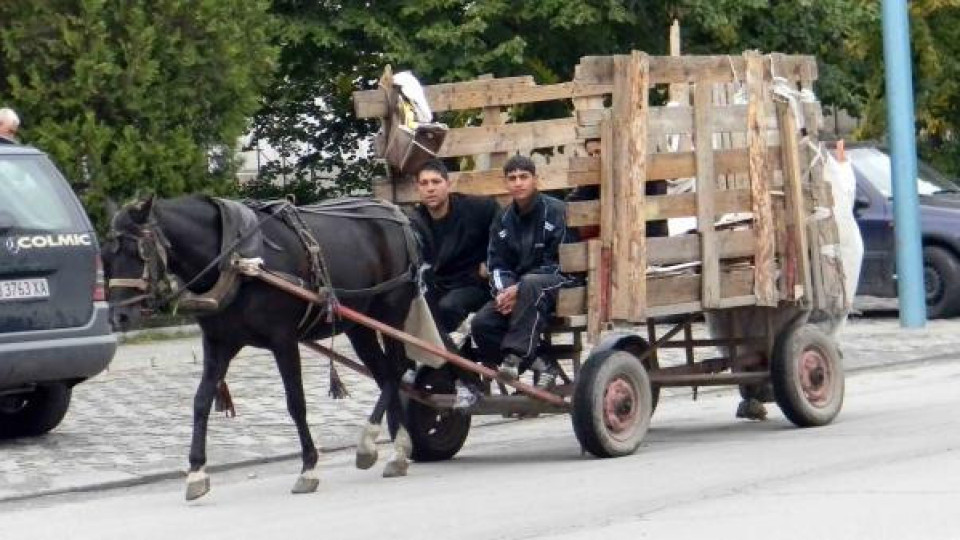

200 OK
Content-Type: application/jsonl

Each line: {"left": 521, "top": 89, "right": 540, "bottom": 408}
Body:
{"left": 849, "top": 145, "right": 960, "bottom": 318}
{"left": 0, "top": 144, "right": 116, "bottom": 437}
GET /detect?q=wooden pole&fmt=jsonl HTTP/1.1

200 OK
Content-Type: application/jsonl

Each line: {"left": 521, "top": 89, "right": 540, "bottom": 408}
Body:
{"left": 744, "top": 51, "right": 777, "bottom": 306}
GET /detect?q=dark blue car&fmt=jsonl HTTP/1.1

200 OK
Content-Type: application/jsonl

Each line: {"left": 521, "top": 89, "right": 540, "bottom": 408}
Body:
{"left": 849, "top": 146, "right": 960, "bottom": 318}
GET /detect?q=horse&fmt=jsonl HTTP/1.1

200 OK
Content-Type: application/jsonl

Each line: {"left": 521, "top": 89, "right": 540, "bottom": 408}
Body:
{"left": 103, "top": 194, "right": 420, "bottom": 500}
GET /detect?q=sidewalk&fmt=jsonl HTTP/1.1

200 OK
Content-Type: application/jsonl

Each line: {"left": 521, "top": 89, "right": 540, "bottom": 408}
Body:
{"left": 1, "top": 314, "right": 958, "bottom": 502}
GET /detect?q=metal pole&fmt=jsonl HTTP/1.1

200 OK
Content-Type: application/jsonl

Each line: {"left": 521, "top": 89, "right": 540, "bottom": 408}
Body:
{"left": 882, "top": 0, "right": 926, "bottom": 328}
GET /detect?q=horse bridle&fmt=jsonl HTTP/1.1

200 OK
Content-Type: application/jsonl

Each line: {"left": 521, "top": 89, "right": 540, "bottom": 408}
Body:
{"left": 106, "top": 223, "right": 175, "bottom": 309}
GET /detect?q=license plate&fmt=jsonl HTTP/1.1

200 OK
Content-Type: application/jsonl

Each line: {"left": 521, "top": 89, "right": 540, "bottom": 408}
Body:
{"left": 0, "top": 278, "right": 50, "bottom": 301}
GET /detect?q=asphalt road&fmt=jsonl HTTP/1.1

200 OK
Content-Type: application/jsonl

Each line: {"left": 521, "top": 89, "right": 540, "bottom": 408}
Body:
{"left": 4, "top": 356, "right": 958, "bottom": 540}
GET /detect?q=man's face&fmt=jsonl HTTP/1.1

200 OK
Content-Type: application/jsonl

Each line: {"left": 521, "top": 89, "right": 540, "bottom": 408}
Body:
{"left": 585, "top": 140, "right": 601, "bottom": 158}
{"left": 504, "top": 168, "right": 537, "bottom": 206}
{"left": 416, "top": 169, "right": 451, "bottom": 211}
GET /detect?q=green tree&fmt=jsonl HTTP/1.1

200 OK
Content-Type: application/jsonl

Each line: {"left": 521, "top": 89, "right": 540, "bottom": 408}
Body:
{"left": 848, "top": 0, "right": 960, "bottom": 174}
{"left": 0, "top": 0, "right": 276, "bottom": 229}
{"left": 252, "top": 1, "right": 891, "bottom": 197}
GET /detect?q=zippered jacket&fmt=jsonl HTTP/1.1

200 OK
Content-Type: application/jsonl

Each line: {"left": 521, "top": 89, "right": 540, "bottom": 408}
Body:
{"left": 487, "top": 193, "right": 568, "bottom": 293}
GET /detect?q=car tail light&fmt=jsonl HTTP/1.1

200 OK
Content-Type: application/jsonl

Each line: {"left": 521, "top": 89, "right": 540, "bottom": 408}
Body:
{"left": 93, "top": 255, "right": 107, "bottom": 302}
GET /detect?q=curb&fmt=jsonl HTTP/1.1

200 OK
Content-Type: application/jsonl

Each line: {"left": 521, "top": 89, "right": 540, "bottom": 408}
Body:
{"left": 115, "top": 324, "right": 201, "bottom": 344}
{"left": 3, "top": 354, "right": 957, "bottom": 504}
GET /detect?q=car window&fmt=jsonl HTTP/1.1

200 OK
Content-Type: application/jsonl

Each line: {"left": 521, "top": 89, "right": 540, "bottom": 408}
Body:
{"left": 848, "top": 147, "right": 960, "bottom": 198}
{"left": 0, "top": 156, "right": 85, "bottom": 233}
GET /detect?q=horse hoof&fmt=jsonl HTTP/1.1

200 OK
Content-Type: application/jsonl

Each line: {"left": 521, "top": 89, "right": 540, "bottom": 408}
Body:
{"left": 382, "top": 456, "right": 409, "bottom": 478}
{"left": 355, "top": 423, "right": 381, "bottom": 470}
{"left": 356, "top": 450, "right": 378, "bottom": 470}
{"left": 736, "top": 398, "right": 768, "bottom": 421}
{"left": 185, "top": 470, "right": 211, "bottom": 501}
{"left": 291, "top": 472, "right": 320, "bottom": 494}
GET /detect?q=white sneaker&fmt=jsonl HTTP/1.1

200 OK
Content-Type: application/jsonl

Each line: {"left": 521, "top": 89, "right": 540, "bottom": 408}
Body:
{"left": 453, "top": 380, "right": 478, "bottom": 409}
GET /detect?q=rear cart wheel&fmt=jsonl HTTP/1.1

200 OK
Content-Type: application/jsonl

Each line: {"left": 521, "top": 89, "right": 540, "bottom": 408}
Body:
{"left": 403, "top": 367, "right": 471, "bottom": 462}
{"left": 572, "top": 350, "right": 652, "bottom": 458}
{"left": 771, "top": 324, "right": 844, "bottom": 427}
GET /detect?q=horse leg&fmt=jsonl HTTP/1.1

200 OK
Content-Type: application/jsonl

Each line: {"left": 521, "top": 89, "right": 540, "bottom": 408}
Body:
{"left": 186, "top": 334, "right": 240, "bottom": 501}
{"left": 271, "top": 340, "right": 321, "bottom": 494}
{"left": 347, "top": 326, "right": 390, "bottom": 470}
{"left": 381, "top": 337, "right": 413, "bottom": 479}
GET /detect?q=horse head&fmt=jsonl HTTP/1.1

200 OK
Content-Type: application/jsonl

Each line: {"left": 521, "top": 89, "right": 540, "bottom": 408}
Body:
{"left": 102, "top": 195, "right": 175, "bottom": 331}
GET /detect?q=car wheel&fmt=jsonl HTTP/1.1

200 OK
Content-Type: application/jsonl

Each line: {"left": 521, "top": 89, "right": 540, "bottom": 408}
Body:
{"left": 0, "top": 383, "right": 72, "bottom": 438}
{"left": 923, "top": 246, "right": 960, "bottom": 319}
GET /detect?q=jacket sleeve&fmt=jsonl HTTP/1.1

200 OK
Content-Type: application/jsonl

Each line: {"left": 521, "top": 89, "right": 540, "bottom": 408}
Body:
{"left": 487, "top": 211, "right": 517, "bottom": 292}
{"left": 533, "top": 201, "right": 568, "bottom": 275}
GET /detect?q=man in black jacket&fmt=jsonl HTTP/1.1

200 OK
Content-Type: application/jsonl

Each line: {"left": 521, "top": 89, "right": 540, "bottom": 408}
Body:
{"left": 410, "top": 160, "right": 499, "bottom": 334}
{"left": 471, "top": 155, "right": 570, "bottom": 389}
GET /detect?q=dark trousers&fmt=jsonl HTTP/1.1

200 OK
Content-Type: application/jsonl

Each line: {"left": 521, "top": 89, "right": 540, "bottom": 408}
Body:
{"left": 470, "top": 273, "right": 567, "bottom": 364}
{"left": 425, "top": 284, "right": 490, "bottom": 334}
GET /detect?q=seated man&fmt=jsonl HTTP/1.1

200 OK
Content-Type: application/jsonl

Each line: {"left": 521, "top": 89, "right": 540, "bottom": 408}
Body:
{"left": 471, "top": 155, "right": 571, "bottom": 389}
{"left": 410, "top": 160, "right": 499, "bottom": 335}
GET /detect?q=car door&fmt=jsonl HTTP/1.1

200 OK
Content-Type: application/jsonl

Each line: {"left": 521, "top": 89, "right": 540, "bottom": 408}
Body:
{"left": 851, "top": 168, "right": 896, "bottom": 297}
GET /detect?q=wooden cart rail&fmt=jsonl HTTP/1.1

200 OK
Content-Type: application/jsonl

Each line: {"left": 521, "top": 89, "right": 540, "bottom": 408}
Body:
{"left": 354, "top": 51, "right": 845, "bottom": 340}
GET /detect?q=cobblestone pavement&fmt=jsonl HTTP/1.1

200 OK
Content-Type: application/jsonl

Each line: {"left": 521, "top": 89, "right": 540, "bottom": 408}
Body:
{"left": 1, "top": 311, "right": 958, "bottom": 501}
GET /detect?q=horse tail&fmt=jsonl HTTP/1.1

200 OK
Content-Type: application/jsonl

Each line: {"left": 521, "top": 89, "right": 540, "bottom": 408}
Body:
{"left": 328, "top": 359, "right": 351, "bottom": 399}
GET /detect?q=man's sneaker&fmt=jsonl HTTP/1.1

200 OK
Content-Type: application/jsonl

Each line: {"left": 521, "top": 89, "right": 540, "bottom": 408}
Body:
{"left": 453, "top": 380, "right": 479, "bottom": 409}
{"left": 498, "top": 353, "right": 522, "bottom": 380}
{"left": 536, "top": 362, "right": 561, "bottom": 390}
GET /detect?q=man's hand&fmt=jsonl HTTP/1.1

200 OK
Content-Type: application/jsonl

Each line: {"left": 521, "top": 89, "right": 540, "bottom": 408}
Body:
{"left": 495, "top": 284, "right": 518, "bottom": 315}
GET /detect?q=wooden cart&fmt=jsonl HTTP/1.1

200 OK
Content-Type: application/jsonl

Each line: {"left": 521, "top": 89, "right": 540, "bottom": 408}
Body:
{"left": 345, "top": 51, "right": 851, "bottom": 459}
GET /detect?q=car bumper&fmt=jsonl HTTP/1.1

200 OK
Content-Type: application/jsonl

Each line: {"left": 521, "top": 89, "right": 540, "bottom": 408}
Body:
{"left": 0, "top": 303, "right": 116, "bottom": 389}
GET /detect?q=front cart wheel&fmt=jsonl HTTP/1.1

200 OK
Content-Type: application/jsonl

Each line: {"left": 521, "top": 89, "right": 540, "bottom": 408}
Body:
{"left": 404, "top": 367, "right": 471, "bottom": 462}
{"left": 771, "top": 324, "right": 844, "bottom": 427}
{"left": 572, "top": 350, "right": 652, "bottom": 458}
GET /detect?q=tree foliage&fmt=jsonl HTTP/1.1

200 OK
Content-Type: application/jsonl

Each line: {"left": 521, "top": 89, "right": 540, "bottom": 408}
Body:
{"left": 0, "top": 0, "right": 276, "bottom": 228}
{"left": 252, "top": 0, "right": 888, "bottom": 200}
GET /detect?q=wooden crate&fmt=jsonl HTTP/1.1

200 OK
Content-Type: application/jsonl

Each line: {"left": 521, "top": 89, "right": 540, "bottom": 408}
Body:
{"left": 353, "top": 51, "right": 845, "bottom": 340}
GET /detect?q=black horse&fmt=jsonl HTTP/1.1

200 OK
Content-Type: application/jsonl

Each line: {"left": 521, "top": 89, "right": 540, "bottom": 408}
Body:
{"left": 103, "top": 195, "right": 420, "bottom": 500}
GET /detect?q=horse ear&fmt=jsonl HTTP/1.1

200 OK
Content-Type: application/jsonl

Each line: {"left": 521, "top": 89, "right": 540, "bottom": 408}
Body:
{"left": 129, "top": 194, "right": 156, "bottom": 224}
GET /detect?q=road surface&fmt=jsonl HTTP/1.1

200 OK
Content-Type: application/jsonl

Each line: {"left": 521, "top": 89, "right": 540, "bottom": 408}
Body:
{"left": 3, "top": 356, "right": 958, "bottom": 540}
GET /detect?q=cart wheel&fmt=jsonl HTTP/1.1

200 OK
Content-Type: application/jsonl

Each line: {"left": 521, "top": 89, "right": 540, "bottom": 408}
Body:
{"left": 572, "top": 350, "right": 652, "bottom": 458}
{"left": 771, "top": 324, "right": 844, "bottom": 427}
{"left": 613, "top": 338, "right": 660, "bottom": 414}
{"left": 404, "top": 367, "right": 471, "bottom": 462}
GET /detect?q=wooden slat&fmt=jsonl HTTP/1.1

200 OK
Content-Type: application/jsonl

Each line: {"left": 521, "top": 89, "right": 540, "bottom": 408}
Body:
{"left": 567, "top": 188, "right": 753, "bottom": 227}
{"left": 439, "top": 117, "right": 577, "bottom": 157}
{"left": 575, "top": 54, "right": 817, "bottom": 86}
{"left": 647, "top": 267, "right": 754, "bottom": 308}
{"left": 646, "top": 105, "right": 779, "bottom": 136}
{"left": 587, "top": 239, "right": 602, "bottom": 341}
{"left": 556, "top": 286, "right": 587, "bottom": 317}
{"left": 577, "top": 267, "right": 758, "bottom": 319}
{"left": 777, "top": 100, "right": 811, "bottom": 304}
{"left": 621, "top": 51, "right": 650, "bottom": 321}
{"left": 598, "top": 112, "right": 615, "bottom": 326}
{"left": 567, "top": 200, "right": 599, "bottom": 227}
{"left": 354, "top": 76, "right": 534, "bottom": 118}
{"left": 648, "top": 228, "right": 755, "bottom": 266}
{"left": 562, "top": 228, "right": 755, "bottom": 272}
{"left": 476, "top": 74, "right": 507, "bottom": 171}
{"left": 694, "top": 83, "right": 720, "bottom": 309}
{"left": 647, "top": 147, "right": 782, "bottom": 181}
{"left": 560, "top": 242, "right": 589, "bottom": 273}
{"left": 610, "top": 55, "right": 631, "bottom": 319}
{"left": 353, "top": 79, "right": 612, "bottom": 118}
{"left": 745, "top": 51, "right": 778, "bottom": 306}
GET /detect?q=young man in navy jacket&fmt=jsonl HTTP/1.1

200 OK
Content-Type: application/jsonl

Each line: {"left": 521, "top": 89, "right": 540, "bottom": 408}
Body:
{"left": 410, "top": 160, "right": 500, "bottom": 334}
{"left": 471, "top": 155, "right": 570, "bottom": 389}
